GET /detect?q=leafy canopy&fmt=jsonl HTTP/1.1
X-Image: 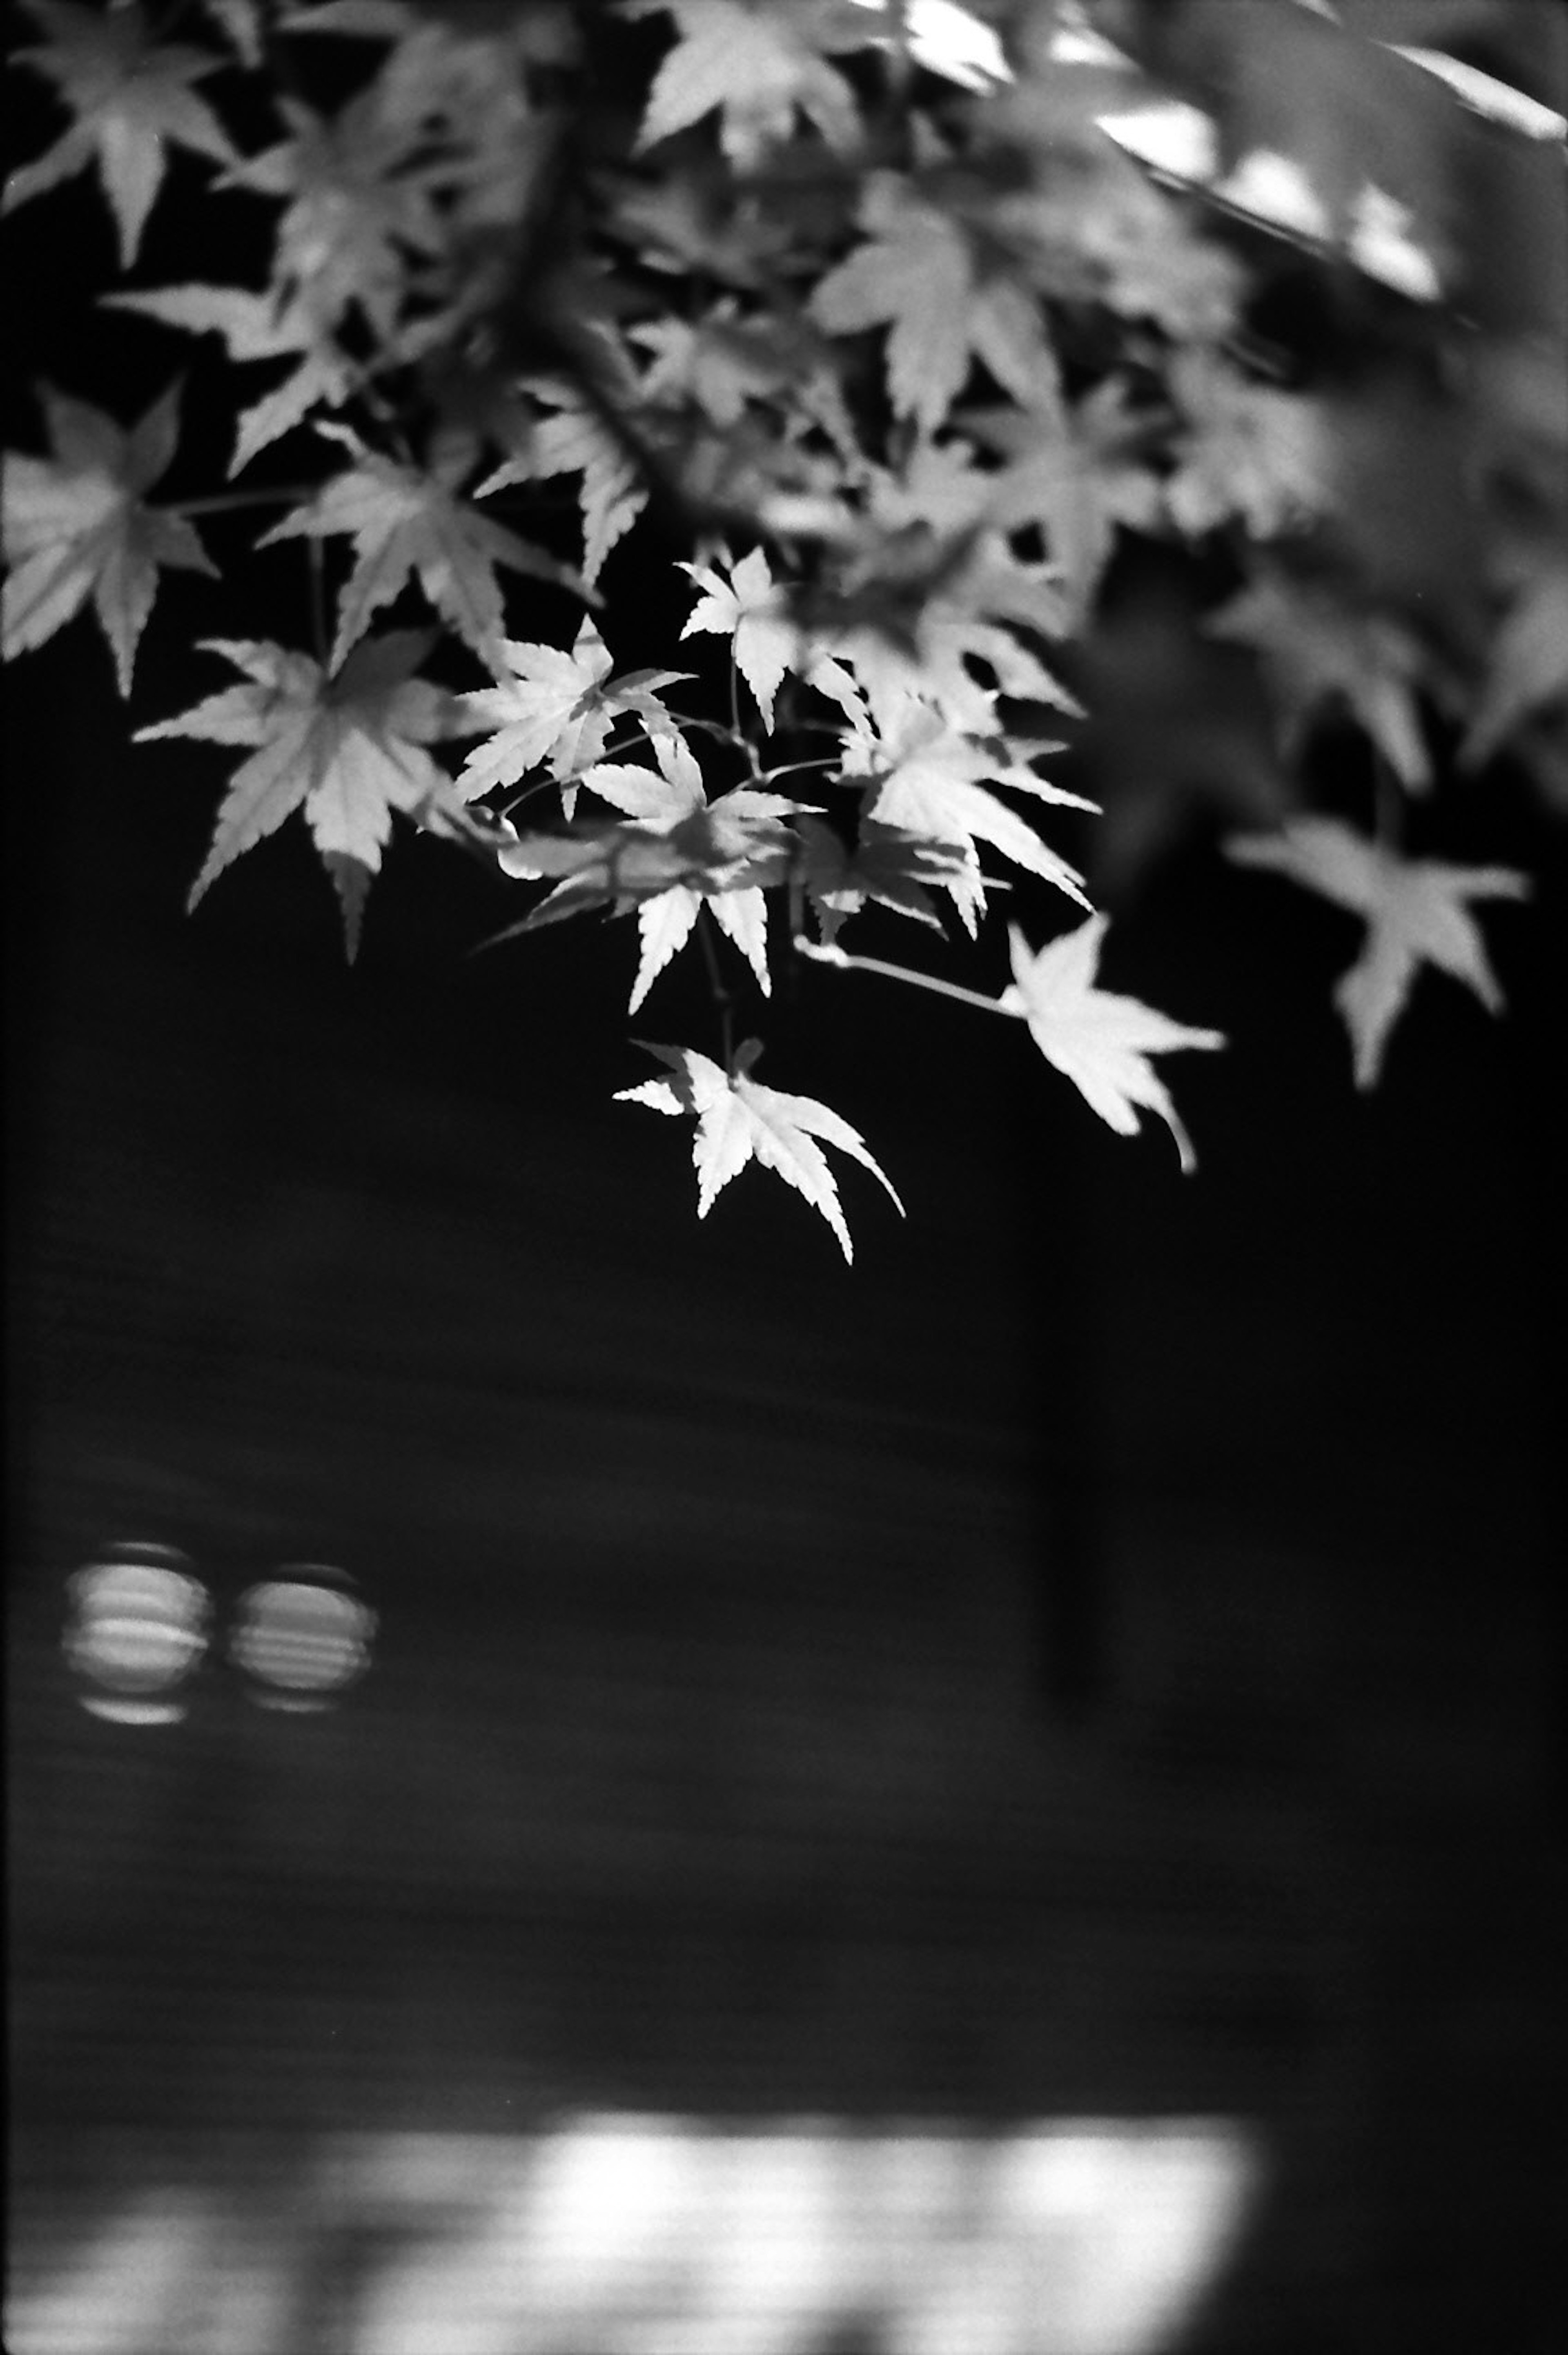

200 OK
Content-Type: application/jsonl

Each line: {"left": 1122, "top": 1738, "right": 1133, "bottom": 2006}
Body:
{"left": 4, "top": 0, "right": 1564, "bottom": 1254}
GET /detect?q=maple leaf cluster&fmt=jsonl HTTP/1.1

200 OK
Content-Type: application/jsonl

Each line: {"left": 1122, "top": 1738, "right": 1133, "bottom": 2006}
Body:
{"left": 4, "top": 0, "right": 1559, "bottom": 1252}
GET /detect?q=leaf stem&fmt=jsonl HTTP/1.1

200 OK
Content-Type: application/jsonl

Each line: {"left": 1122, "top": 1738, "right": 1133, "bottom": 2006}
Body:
{"left": 307, "top": 536, "right": 328, "bottom": 667}
{"left": 756, "top": 755, "right": 843, "bottom": 785}
{"left": 696, "top": 904, "right": 736, "bottom": 1069}
{"left": 794, "top": 936, "right": 1020, "bottom": 1018}
{"left": 168, "top": 486, "right": 319, "bottom": 517}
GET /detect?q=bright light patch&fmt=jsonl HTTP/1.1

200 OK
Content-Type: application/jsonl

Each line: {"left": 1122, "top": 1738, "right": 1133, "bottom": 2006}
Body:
{"left": 348, "top": 2115, "right": 1261, "bottom": 2354}
{"left": 1098, "top": 107, "right": 1444, "bottom": 300}
{"left": 1098, "top": 104, "right": 1219, "bottom": 187}
{"left": 1394, "top": 48, "right": 1568, "bottom": 140}
{"left": 9, "top": 2116, "right": 1260, "bottom": 2352}
{"left": 230, "top": 1568, "right": 374, "bottom": 1711}
{"left": 848, "top": 0, "right": 1013, "bottom": 91}
{"left": 1348, "top": 187, "right": 1442, "bottom": 303}
{"left": 64, "top": 1546, "right": 209, "bottom": 1725}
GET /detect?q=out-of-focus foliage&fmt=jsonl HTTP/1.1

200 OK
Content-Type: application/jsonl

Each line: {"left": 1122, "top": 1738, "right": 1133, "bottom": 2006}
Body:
{"left": 4, "top": 0, "right": 1563, "bottom": 1250}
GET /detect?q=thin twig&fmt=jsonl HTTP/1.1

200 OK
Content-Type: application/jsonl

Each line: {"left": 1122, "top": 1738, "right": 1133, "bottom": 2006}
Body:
{"left": 696, "top": 904, "right": 736, "bottom": 1069}
{"left": 307, "top": 537, "right": 328, "bottom": 667}
{"left": 794, "top": 936, "right": 1020, "bottom": 1018}
{"left": 169, "top": 485, "right": 317, "bottom": 518}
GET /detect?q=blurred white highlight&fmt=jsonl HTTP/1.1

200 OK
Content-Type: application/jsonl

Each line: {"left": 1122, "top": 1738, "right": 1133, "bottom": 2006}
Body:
{"left": 64, "top": 1548, "right": 209, "bottom": 1725}
{"left": 10, "top": 2115, "right": 1260, "bottom": 2355}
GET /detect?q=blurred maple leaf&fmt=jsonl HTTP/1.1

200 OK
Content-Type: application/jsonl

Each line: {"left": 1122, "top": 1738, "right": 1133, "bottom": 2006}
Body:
{"left": 629, "top": 0, "right": 864, "bottom": 167}
{"left": 1461, "top": 563, "right": 1568, "bottom": 772}
{"left": 1164, "top": 351, "right": 1330, "bottom": 540}
{"left": 135, "top": 631, "right": 477, "bottom": 955}
{"left": 615, "top": 1037, "right": 902, "bottom": 1261}
{"left": 1002, "top": 914, "right": 1225, "bottom": 1170}
{"left": 812, "top": 174, "right": 1060, "bottom": 435}
{"left": 1209, "top": 573, "right": 1432, "bottom": 791}
{"left": 4, "top": 0, "right": 236, "bottom": 267}
{"left": 104, "top": 284, "right": 359, "bottom": 474}
{"left": 479, "top": 380, "right": 649, "bottom": 590}
{"left": 220, "top": 84, "right": 446, "bottom": 339}
{"left": 2, "top": 381, "right": 216, "bottom": 694}
{"left": 1225, "top": 816, "right": 1530, "bottom": 1085}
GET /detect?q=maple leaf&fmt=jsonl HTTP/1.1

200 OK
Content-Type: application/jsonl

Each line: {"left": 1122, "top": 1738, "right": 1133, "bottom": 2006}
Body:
{"left": 1002, "top": 917, "right": 1225, "bottom": 1172}
{"left": 105, "top": 283, "right": 357, "bottom": 473}
{"left": 221, "top": 85, "right": 445, "bottom": 340}
{"left": 811, "top": 174, "right": 1059, "bottom": 434}
{"left": 575, "top": 741, "right": 792, "bottom": 1007}
{"left": 682, "top": 546, "right": 860, "bottom": 730}
{"left": 479, "top": 380, "right": 648, "bottom": 589}
{"left": 802, "top": 503, "right": 1078, "bottom": 733}
{"left": 1225, "top": 818, "right": 1530, "bottom": 1087}
{"left": 458, "top": 619, "right": 691, "bottom": 804}
{"left": 615, "top": 1038, "right": 902, "bottom": 1261}
{"left": 135, "top": 631, "right": 477, "bottom": 956}
{"left": 4, "top": 0, "right": 235, "bottom": 267}
{"left": 485, "top": 796, "right": 793, "bottom": 939}
{"left": 199, "top": 0, "right": 263, "bottom": 67}
{"left": 1164, "top": 351, "right": 1330, "bottom": 540}
{"left": 258, "top": 428, "right": 574, "bottom": 666}
{"left": 2, "top": 380, "right": 216, "bottom": 694}
{"left": 631, "top": 0, "right": 863, "bottom": 168}
{"left": 840, "top": 691, "right": 1091, "bottom": 923}
{"left": 1461, "top": 564, "right": 1568, "bottom": 772}
{"left": 630, "top": 311, "right": 800, "bottom": 429}
{"left": 969, "top": 382, "right": 1164, "bottom": 625}
{"left": 497, "top": 729, "right": 792, "bottom": 1006}
{"left": 1209, "top": 573, "right": 1432, "bottom": 790}
{"left": 793, "top": 814, "right": 973, "bottom": 942}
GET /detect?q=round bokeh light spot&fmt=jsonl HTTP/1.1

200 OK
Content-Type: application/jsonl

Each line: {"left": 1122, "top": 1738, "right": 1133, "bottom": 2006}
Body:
{"left": 65, "top": 1545, "right": 210, "bottom": 1725}
{"left": 230, "top": 1567, "right": 375, "bottom": 1711}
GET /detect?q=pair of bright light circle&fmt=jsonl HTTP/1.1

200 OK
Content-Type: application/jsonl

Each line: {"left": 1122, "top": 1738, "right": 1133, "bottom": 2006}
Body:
{"left": 65, "top": 1544, "right": 376, "bottom": 1725}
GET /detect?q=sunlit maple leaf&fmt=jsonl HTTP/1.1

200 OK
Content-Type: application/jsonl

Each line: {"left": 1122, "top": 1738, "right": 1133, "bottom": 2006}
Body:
{"left": 258, "top": 428, "right": 574, "bottom": 665}
{"left": 793, "top": 814, "right": 973, "bottom": 942}
{"left": 1002, "top": 917, "right": 1225, "bottom": 1171}
{"left": 2, "top": 380, "right": 216, "bottom": 694}
{"left": 576, "top": 729, "right": 728, "bottom": 1007}
{"left": 615, "top": 1038, "right": 902, "bottom": 1261}
{"left": 134, "top": 631, "right": 476, "bottom": 955}
{"left": 811, "top": 174, "right": 1059, "bottom": 434}
{"left": 1225, "top": 817, "right": 1530, "bottom": 1086}
{"left": 1209, "top": 573, "right": 1432, "bottom": 790}
{"left": 497, "top": 729, "right": 792, "bottom": 1006}
{"left": 840, "top": 691, "right": 1091, "bottom": 925}
{"left": 4, "top": 0, "right": 235, "bottom": 267}
{"left": 105, "top": 283, "right": 358, "bottom": 473}
{"left": 681, "top": 546, "right": 857, "bottom": 730}
{"left": 630, "top": 0, "right": 863, "bottom": 168}
{"left": 479, "top": 379, "right": 648, "bottom": 590}
{"left": 458, "top": 618, "right": 691, "bottom": 804}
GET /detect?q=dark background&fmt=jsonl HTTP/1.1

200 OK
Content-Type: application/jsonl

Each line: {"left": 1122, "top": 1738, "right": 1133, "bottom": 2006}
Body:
{"left": 6, "top": 65, "right": 1568, "bottom": 2354}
